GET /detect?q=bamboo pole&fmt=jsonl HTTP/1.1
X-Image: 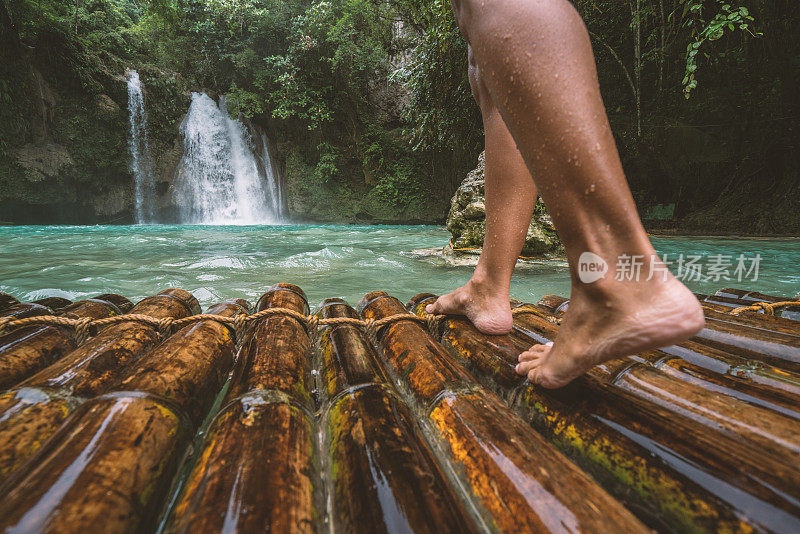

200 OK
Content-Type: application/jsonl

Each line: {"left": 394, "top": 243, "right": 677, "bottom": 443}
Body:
{"left": 0, "top": 292, "right": 19, "bottom": 312}
{"left": 1, "top": 302, "right": 53, "bottom": 321}
{"left": 408, "top": 294, "right": 800, "bottom": 532}
{"left": 700, "top": 297, "right": 799, "bottom": 336}
{"left": 699, "top": 292, "right": 800, "bottom": 324}
{"left": 31, "top": 297, "right": 72, "bottom": 312}
{"left": 91, "top": 293, "right": 135, "bottom": 313}
{"left": 694, "top": 317, "right": 800, "bottom": 371}
{"left": 718, "top": 288, "right": 795, "bottom": 302}
{"left": 317, "top": 298, "right": 476, "bottom": 533}
{"left": 359, "top": 291, "right": 647, "bottom": 533}
{"left": 166, "top": 284, "right": 319, "bottom": 534}
{"left": 0, "top": 298, "right": 248, "bottom": 533}
{"left": 0, "top": 294, "right": 133, "bottom": 390}
{"left": 0, "top": 288, "right": 199, "bottom": 484}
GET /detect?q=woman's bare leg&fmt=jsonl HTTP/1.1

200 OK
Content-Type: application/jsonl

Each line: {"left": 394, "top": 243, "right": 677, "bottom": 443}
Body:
{"left": 445, "top": 0, "right": 704, "bottom": 388}
{"left": 426, "top": 46, "right": 538, "bottom": 335}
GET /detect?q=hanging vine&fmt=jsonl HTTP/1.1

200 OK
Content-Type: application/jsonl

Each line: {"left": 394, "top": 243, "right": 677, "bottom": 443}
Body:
{"left": 680, "top": 0, "right": 760, "bottom": 98}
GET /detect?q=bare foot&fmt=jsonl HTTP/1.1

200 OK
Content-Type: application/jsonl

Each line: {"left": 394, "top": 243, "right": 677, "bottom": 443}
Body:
{"left": 516, "top": 274, "right": 705, "bottom": 388}
{"left": 426, "top": 278, "right": 513, "bottom": 335}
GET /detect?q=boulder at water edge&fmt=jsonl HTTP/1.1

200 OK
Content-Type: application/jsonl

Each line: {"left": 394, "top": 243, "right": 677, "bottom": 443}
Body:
{"left": 446, "top": 152, "right": 563, "bottom": 257}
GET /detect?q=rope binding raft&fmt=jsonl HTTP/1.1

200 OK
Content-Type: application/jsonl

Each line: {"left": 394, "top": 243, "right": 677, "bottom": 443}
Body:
{"left": 0, "top": 306, "right": 548, "bottom": 345}
{"left": 3, "top": 297, "right": 795, "bottom": 343}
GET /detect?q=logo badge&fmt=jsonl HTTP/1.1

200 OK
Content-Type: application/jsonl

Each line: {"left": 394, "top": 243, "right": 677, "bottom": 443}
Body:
{"left": 578, "top": 252, "right": 608, "bottom": 283}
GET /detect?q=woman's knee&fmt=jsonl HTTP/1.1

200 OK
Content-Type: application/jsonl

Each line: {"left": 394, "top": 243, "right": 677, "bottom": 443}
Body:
{"left": 468, "top": 49, "right": 492, "bottom": 110}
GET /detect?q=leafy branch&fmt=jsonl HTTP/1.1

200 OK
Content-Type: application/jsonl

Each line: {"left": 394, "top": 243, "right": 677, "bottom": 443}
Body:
{"left": 681, "top": 1, "right": 761, "bottom": 98}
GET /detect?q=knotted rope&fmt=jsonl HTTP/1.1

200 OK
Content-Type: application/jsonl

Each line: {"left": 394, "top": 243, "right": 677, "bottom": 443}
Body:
{"left": 729, "top": 300, "right": 800, "bottom": 317}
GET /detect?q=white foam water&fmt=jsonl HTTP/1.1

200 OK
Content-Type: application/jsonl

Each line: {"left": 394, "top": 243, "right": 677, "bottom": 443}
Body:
{"left": 172, "top": 92, "right": 284, "bottom": 224}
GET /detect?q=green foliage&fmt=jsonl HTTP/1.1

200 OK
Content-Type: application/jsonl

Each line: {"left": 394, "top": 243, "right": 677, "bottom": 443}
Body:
{"left": 2, "top": 0, "right": 796, "bottom": 227}
{"left": 258, "top": 0, "right": 394, "bottom": 130}
{"left": 680, "top": 1, "right": 760, "bottom": 97}
{"left": 314, "top": 142, "right": 341, "bottom": 183}
{"left": 392, "top": 0, "right": 480, "bottom": 153}
{"left": 373, "top": 159, "right": 424, "bottom": 210}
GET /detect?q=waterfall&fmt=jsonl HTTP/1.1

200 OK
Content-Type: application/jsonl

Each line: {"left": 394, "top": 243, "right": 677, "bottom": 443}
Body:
{"left": 260, "top": 132, "right": 285, "bottom": 219}
{"left": 126, "top": 70, "right": 155, "bottom": 223}
{"left": 172, "top": 92, "right": 285, "bottom": 225}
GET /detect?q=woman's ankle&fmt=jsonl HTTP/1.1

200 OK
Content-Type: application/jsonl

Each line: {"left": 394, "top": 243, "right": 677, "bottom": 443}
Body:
{"left": 468, "top": 272, "right": 510, "bottom": 299}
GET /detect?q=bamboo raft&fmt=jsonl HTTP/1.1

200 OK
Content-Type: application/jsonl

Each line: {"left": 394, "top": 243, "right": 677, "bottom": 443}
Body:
{"left": 0, "top": 285, "right": 798, "bottom": 533}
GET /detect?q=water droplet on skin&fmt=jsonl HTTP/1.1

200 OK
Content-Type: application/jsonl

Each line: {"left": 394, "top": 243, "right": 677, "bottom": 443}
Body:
{"left": 589, "top": 183, "right": 596, "bottom": 192}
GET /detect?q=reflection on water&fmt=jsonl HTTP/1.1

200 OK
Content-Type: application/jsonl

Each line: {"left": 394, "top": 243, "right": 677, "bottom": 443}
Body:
{"left": 0, "top": 225, "right": 797, "bottom": 310}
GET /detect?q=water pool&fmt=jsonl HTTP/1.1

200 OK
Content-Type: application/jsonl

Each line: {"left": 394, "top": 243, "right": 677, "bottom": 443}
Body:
{"left": 1, "top": 225, "right": 798, "bottom": 309}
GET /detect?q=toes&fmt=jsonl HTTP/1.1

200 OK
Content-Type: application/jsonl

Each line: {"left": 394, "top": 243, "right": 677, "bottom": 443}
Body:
{"left": 426, "top": 297, "right": 448, "bottom": 315}
{"left": 426, "top": 293, "right": 461, "bottom": 315}
{"left": 515, "top": 354, "right": 542, "bottom": 375}
{"left": 517, "top": 342, "right": 553, "bottom": 362}
{"left": 516, "top": 342, "right": 557, "bottom": 382}
{"left": 528, "top": 367, "right": 543, "bottom": 385}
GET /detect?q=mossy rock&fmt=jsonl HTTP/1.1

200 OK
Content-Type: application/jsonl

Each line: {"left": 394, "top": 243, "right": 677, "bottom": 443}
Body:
{"left": 446, "top": 151, "right": 563, "bottom": 256}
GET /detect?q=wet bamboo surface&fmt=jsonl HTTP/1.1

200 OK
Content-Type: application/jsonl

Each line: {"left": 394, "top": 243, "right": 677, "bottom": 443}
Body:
{"left": 712, "top": 288, "right": 800, "bottom": 321}
{"left": 0, "top": 291, "right": 20, "bottom": 312}
{"left": 0, "top": 285, "right": 797, "bottom": 533}
{"left": 697, "top": 293, "right": 800, "bottom": 327}
{"left": 317, "top": 298, "right": 475, "bottom": 533}
{"left": 414, "top": 293, "right": 800, "bottom": 532}
{"left": 30, "top": 297, "right": 73, "bottom": 312}
{"left": 0, "top": 295, "right": 133, "bottom": 390}
{"left": 360, "top": 291, "right": 648, "bottom": 533}
{"left": 166, "top": 284, "right": 318, "bottom": 534}
{"left": 0, "top": 299, "right": 247, "bottom": 532}
{"left": 0, "top": 289, "right": 200, "bottom": 484}
{"left": 1, "top": 302, "right": 54, "bottom": 321}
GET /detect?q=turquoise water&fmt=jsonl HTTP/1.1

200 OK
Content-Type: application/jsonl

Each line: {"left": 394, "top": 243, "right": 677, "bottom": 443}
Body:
{"left": 0, "top": 225, "right": 798, "bottom": 310}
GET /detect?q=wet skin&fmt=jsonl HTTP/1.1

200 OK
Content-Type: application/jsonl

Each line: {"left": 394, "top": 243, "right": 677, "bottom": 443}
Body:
{"left": 426, "top": 0, "right": 704, "bottom": 388}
